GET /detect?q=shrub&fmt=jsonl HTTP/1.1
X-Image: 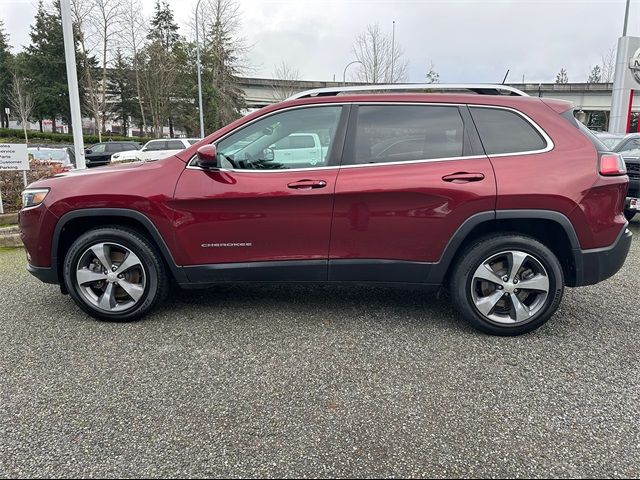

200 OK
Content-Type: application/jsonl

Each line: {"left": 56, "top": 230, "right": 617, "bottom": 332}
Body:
{"left": 0, "top": 160, "right": 60, "bottom": 213}
{"left": 0, "top": 128, "right": 152, "bottom": 145}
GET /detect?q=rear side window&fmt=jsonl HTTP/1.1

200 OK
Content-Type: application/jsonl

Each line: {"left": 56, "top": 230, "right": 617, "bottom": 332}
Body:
{"left": 350, "top": 105, "right": 465, "bottom": 164}
{"left": 166, "top": 140, "right": 185, "bottom": 149}
{"left": 560, "top": 109, "right": 608, "bottom": 152}
{"left": 470, "top": 107, "right": 547, "bottom": 155}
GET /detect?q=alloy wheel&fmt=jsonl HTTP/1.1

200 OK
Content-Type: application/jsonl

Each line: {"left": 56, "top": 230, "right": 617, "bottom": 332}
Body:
{"left": 470, "top": 250, "right": 550, "bottom": 325}
{"left": 74, "top": 242, "right": 147, "bottom": 313}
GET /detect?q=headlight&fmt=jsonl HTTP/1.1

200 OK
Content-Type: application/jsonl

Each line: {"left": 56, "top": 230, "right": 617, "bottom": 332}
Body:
{"left": 21, "top": 188, "right": 50, "bottom": 209}
{"left": 113, "top": 154, "right": 120, "bottom": 159}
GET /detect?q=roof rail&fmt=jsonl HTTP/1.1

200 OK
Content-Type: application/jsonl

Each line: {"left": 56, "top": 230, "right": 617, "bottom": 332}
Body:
{"left": 287, "top": 83, "right": 529, "bottom": 100}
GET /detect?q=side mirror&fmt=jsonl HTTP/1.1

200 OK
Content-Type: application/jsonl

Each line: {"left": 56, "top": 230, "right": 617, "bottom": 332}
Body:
{"left": 85, "top": 149, "right": 92, "bottom": 154}
{"left": 196, "top": 144, "right": 219, "bottom": 167}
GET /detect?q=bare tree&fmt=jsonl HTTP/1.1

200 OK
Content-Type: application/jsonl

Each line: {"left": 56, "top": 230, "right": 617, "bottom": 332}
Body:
{"left": 140, "top": 42, "right": 177, "bottom": 137}
{"left": 90, "top": 0, "right": 124, "bottom": 134}
{"left": 271, "top": 61, "right": 301, "bottom": 102}
{"left": 601, "top": 46, "right": 616, "bottom": 83}
{"left": 352, "top": 23, "right": 408, "bottom": 84}
{"left": 9, "top": 73, "right": 34, "bottom": 142}
{"left": 199, "top": 0, "right": 248, "bottom": 130}
{"left": 121, "top": 0, "right": 148, "bottom": 134}
{"left": 72, "top": 0, "right": 103, "bottom": 138}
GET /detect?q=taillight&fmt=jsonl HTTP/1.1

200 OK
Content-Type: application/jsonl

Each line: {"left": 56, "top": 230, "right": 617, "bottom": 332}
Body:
{"left": 599, "top": 153, "right": 627, "bottom": 176}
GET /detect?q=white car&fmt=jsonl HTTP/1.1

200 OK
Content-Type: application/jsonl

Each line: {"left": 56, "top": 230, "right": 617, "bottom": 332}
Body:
{"left": 267, "top": 133, "right": 329, "bottom": 166}
{"left": 111, "top": 138, "right": 200, "bottom": 163}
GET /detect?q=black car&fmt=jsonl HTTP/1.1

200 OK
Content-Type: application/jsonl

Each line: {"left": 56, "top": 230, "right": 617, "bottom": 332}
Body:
{"left": 610, "top": 136, "right": 640, "bottom": 221}
{"left": 85, "top": 141, "right": 142, "bottom": 168}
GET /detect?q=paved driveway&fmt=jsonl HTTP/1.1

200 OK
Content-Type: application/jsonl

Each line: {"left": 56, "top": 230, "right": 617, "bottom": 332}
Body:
{"left": 1, "top": 220, "right": 639, "bottom": 478}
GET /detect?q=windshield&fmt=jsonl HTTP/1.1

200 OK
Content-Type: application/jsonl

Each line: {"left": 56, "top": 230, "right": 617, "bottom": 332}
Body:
{"left": 28, "top": 149, "right": 68, "bottom": 162}
{"left": 600, "top": 137, "right": 624, "bottom": 149}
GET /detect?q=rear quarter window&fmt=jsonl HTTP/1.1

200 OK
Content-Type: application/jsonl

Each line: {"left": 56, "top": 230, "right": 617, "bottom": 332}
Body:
{"left": 470, "top": 107, "right": 547, "bottom": 155}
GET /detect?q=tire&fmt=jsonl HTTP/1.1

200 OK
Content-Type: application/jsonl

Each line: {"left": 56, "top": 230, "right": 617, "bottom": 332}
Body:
{"left": 63, "top": 226, "right": 168, "bottom": 322}
{"left": 449, "top": 234, "right": 564, "bottom": 336}
{"left": 624, "top": 209, "right": 636, "bottom": 222}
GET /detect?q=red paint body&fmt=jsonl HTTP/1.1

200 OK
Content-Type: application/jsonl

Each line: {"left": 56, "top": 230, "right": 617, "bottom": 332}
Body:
{"left": 20, "top": 94, "right": 629, "bottom": 279}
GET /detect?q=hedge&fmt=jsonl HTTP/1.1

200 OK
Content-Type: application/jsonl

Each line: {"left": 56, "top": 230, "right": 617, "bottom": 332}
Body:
{"left": 0, "top": 128, "right": 152, "bottom": 145}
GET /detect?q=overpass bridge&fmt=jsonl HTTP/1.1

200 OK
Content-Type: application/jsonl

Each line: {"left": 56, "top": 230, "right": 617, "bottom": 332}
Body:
{"left": 238, "top": 78, "right": 621, "bottom": 130}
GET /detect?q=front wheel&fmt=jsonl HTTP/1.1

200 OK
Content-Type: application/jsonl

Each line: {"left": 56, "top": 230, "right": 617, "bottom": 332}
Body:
{"left": 63, "top": 226, "right": 168, "bottom": 322}
{"left": 449, "top": 235, "right": 564, "bottom": 336}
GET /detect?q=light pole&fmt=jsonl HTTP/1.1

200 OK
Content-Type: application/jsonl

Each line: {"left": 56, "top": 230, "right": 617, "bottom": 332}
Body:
{"left": 343, "top": 60, "right": 363, "bottom": 85}
{"left": 195, "top": 0, "right": 205, "bottom": 139}
{"left": 60, "top": 0, "right": 86, "bottom": 168}
{"left": 623, "top": 0, "right": 631, "bottom": 36}
{"left": 390, "top": 20, "right": 395, "bottom": 83}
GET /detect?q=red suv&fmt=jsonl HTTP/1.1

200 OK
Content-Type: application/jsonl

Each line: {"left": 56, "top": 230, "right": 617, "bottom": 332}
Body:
{"left": 19, "top": 84, "right": 632, "bottom": 335}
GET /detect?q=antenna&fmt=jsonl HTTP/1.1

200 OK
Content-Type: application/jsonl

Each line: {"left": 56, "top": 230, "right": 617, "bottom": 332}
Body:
{"left": 502, "top": 69, "right": 510, "bottom": 84}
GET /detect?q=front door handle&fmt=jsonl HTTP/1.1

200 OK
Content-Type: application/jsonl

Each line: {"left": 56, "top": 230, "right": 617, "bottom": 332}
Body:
{"left": 442, "top": 172, "right": 485, "bottom": 183}
{"left": 287, "top": 179, "right": 327, "bottom": 190}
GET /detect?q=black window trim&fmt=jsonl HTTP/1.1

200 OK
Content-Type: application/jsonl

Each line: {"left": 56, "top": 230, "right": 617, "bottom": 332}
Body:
{"left": 468, "top": 104, "right": 554, "bottom": 157}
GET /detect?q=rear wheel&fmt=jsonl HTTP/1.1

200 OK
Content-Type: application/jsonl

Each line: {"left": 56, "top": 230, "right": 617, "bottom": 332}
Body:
{"left": 63, "top": 226, "right": 168, "bottom": 322}
{"left": 449, "top": 234, "right": 564, "bottom": 336}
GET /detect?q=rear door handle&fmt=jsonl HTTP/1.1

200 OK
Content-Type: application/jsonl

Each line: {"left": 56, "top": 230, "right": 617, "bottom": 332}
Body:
{"left": 442, "top": 172, "right": 485, "bottom": 183}
{"left": 287, "top": 179, "right": 327, "bottom": 190}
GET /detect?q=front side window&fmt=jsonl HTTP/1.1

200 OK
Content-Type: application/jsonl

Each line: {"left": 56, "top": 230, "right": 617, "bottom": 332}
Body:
{"left": 470, "top": 107, "right": 547, "bottom": 155}
{"left": 91, "top": 144, "right": 106, "bottom": 153}
{"left": 215, "top": 106, "right": 342, "bottom": 170}
{"left": 145, "top": 141, "right": 165, "bottom": 151}
{"left": 349, "top": 105, "right": 465, "bottom": 165}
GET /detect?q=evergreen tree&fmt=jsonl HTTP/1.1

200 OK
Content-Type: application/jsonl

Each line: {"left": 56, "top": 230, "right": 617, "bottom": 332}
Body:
{"left": 555, "top": 68, "right": 569, "bottom": 84}
{"left": 109, "top": 49, "right": 137, "bottom": 135}
{"left": 588, "top": 65, "right": 602, "bottom": 83}
{"left": 147, "top": 0, "right": 180, "bottom": 52}
{"left": 0, "top": 21, "right": 13, "bottom": 128}
{"left": 201, "top": 0, "right": 246, "bottom": 131}
{"left": 23, "top": 1, "right": 81, "bottom": 132}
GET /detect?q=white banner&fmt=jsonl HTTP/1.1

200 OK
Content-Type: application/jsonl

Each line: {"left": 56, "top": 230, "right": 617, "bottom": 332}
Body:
{"left": 0, "top": 144, "right": 29, "bottom": 171}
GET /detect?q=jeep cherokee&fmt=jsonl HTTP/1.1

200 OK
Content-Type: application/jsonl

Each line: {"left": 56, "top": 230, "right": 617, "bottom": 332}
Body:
{"left": 19, "top": 84, "right": 632, "bottom": 335}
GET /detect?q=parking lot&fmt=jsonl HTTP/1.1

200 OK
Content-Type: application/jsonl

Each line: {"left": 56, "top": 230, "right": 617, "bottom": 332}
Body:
{"left": 0, "top": 220, "right": 638, "bottom": 478}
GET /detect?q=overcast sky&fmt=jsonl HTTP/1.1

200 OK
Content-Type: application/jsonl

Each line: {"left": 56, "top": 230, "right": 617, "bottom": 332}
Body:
{"left": 0, "top": 0, "right": 633, "bottom": 83}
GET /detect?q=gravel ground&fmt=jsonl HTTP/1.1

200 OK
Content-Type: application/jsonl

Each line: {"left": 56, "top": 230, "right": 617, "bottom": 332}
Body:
{"left": 1, "top": 220, "right": 639, "bottom": 478}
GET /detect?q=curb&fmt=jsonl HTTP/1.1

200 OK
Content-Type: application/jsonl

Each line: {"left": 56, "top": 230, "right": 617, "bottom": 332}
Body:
{"left": 0, "top": 225, "right": 22, "bottom": 248}
{"left": 0, "top": 212, "right": 18, "bottom": 225}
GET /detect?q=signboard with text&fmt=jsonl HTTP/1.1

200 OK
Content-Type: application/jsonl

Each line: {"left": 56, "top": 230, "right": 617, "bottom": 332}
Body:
{"left": 0, "top": 144, "right": 29, "bottom": 171}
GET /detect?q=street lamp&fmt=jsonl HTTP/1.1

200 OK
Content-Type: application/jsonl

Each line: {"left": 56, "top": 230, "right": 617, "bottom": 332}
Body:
{"left": 195, "top": 0, "right": 205, "bottom": 139}
{"left": 343, "top": 60, "right": 363, "bottom": 86}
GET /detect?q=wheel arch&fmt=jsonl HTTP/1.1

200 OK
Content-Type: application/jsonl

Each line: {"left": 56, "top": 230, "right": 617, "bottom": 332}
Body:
{"left": 52, "top": 208, "right": 187, "bottom": 286}
{"left": 431, "top": 210, "right": 582, "bottom": 287}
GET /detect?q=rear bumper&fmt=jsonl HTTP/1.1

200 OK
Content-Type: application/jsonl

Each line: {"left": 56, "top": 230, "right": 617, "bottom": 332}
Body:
{"left": 27, "top": 263, "right": 58, "bottom": 284}
{"left": 571, "top": 226, "right": 633, "bottom": 287}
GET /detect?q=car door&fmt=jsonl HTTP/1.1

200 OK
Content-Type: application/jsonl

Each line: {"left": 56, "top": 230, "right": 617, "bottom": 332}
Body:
{"left": 140, "top": 140, "right": 166, "bottom": 161}
{"left": 86, "top": 143, "right": 107, "bottom": 165}
{"left": 328, "top": 103, "right": 496, "bottom": 283}
{"left": 172, "top": 105, "right": 348, "bottom": 283}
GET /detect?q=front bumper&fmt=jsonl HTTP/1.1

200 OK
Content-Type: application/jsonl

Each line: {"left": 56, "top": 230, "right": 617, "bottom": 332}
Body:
{"left": 571, "top": 226, "right": 633, "bottom": 287}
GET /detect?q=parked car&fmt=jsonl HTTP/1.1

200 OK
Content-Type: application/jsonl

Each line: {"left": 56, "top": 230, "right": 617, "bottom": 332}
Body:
{"left": 20, "top": 84, "right": 632, "bottom": 336}
{"left": 595, "top": 132, "right": 626, "bottom": 150}
{"left": 85, "top": 141, "right": 142, "bottom": 168}
{"left": 612, "top": 147, "right": 640, "bottom": 221}
{"left": 111, "top": 138, "right": 200, "bottom": 164}
{"left": 598, "top": 133, "right": 640, "bottom": 221}
{"left": 27, "top": 146, "right": 75, "bottom": 173}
